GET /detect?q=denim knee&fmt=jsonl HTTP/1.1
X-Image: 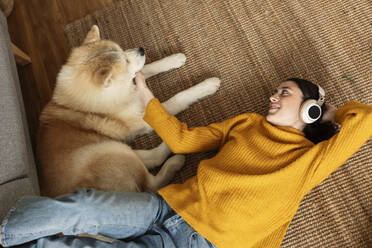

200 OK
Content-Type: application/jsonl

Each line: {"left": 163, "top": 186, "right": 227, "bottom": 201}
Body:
{"left": 55, "top": 188, "right": 89, "bottom": 202}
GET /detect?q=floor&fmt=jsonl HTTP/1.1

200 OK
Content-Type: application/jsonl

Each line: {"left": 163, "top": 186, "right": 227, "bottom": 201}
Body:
{"left": 7, "top": 0, "right": 121, "bottom": 149}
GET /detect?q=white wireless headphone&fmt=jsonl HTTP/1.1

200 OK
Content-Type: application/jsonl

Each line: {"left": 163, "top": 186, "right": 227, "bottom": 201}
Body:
{"left": 299, "top": 84, "right": 325, "bottom": 124}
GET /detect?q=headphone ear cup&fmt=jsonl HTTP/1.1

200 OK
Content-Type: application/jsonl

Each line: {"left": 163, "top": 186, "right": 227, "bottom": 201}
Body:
{"left": 300, "top": 99, "right": 322, "bottom": 124}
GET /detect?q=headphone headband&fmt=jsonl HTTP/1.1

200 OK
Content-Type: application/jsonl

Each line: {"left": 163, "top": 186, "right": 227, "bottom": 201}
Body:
{"left": 317, "top": 84, "right": 325, "bottom": 106}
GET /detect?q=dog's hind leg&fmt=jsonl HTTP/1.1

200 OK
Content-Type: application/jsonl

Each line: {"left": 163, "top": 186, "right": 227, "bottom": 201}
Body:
{"left": 141, "top": 53, "right": 186, "bottom": 79}
{"left": 134, "top": 142, "right": 171, "bottom": 169}
{"left": 144, "top": 155, "right": 185, "bottom": 191}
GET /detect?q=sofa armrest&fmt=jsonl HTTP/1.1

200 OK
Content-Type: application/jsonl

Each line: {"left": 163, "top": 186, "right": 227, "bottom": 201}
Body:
{"left": 0, "top": 10, "right": 39, "bottom": 193}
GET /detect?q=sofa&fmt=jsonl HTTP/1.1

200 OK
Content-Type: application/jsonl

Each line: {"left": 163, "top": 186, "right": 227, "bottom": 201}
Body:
{"left": 0, "top": 9, "right": 39, "bottom": 221}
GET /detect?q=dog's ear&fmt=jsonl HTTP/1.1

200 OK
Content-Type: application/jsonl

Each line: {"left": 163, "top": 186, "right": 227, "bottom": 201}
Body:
{"left": 95, "top": 66, "right": 113, "bottom": 88}
{"left": 83, "top": 25, "right": 101, "bottom": 45}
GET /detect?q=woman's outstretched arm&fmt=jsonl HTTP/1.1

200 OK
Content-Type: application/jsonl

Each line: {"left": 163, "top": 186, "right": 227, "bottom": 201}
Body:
{"left": 135, "top": 72, "right": 242, "bottom": 154}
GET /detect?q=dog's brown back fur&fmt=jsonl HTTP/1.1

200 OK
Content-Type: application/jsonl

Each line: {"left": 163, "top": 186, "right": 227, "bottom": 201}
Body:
{"left": 37, "top": 102, "right": 147, "bottom": 197}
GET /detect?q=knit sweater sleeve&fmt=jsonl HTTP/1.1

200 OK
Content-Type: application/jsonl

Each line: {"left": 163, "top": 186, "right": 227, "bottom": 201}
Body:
{"left": 308, "top": 100, "right": 372, "bottom": 189}
{"left": 143, "top": 98, "right": 236, "bottom": 154}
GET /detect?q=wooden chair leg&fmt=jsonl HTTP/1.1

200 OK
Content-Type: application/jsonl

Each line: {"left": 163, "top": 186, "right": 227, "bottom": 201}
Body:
{"left": 11, "top": 42, "right": 31, "bottom": 65}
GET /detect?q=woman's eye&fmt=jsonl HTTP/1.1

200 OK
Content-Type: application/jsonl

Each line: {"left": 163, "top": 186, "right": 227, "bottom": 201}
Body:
{"left": 281, "top": 90, "right": 288, "bottom": 95}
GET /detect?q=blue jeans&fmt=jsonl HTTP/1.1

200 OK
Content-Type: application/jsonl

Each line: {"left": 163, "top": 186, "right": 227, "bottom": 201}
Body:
{"left": 0, "top": 189, "right": 216, "bottom": 248}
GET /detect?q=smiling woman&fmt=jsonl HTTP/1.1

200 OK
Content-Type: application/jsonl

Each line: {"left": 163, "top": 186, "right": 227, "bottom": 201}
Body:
{"left": 266, "top": 78, "right": 339, "bottom": 144}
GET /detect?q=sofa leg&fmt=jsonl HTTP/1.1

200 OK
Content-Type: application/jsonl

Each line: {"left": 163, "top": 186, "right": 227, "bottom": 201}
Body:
{"left": 11, "top": 42, "right": 31, "bottom": 66}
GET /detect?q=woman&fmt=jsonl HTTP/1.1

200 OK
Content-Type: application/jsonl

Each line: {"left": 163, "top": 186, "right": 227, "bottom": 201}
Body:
{"left": 1, "top": 74, "right": 371, "bottom": 248}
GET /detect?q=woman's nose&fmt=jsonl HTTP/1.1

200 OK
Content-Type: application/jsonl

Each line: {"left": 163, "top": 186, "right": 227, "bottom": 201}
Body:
{"left": 270, "top": 94, "right": 279, "bottom": 102}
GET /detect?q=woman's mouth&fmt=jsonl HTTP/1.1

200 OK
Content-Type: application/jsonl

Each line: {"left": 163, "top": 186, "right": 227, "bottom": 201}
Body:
{"left": 268, "top": 104, "right": 280, "bottom": 114}
{"left": 269, "top": 104, "right": 280, "bottom": 110}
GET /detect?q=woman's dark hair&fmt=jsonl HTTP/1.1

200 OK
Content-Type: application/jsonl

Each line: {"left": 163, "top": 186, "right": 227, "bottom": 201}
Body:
{"left": 286, "top": 78, "right": 339, "bottom": 144}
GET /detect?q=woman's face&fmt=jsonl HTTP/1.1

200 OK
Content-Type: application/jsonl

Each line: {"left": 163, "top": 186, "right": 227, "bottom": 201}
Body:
{"left": 266, "top": 80, "right": 306, "bottom": 131}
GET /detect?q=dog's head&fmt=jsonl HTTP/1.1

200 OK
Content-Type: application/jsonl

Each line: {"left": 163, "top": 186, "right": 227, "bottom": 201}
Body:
{"left": 53, "top": 25, "right": 146, "bottom": 113}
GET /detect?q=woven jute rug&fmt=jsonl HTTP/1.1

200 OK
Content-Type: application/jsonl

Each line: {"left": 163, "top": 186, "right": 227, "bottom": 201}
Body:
{"left": 64, "top": 1, "right": 371, "bottom": 247}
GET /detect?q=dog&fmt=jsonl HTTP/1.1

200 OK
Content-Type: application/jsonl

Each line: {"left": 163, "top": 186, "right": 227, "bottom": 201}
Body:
{"left": 36, "top": 25, "right": 221, "bottom": 198}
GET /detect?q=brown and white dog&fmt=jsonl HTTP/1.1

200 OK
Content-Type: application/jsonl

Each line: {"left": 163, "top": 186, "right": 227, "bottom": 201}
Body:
{"left": 36, "top": 25, "right": 221, "bottom": 197}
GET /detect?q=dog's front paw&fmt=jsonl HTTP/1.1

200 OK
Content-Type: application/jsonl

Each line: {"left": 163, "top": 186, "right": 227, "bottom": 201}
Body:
{"left": 169, "top": 53, "right": 186, "bottom": 69}
{"left": 194, "top": 77, "right": 221, "bottom": 97}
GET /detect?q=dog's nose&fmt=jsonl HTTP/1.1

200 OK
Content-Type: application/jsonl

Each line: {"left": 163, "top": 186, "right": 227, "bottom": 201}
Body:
{"left": 138, "top": 47, "right": 145, "bottom": 56}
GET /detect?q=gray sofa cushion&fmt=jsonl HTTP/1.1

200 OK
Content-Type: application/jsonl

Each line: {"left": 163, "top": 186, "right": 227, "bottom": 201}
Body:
{"left": 0, "top": 178, "right": 36, "bottom": 221}
{"left": 0, "top": 11, "right": 26, "bottom": 183}
{"left": 0, "top": 10, "right": 39, "bottom": 193}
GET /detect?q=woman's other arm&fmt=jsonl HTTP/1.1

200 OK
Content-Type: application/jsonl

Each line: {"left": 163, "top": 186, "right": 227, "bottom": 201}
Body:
{"left": 308, "top": 100, "right": 372, "bottom": 190}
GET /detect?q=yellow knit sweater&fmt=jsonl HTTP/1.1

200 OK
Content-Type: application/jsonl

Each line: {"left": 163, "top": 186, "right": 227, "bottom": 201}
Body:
{"left": 143, "top": 99, "right": 372, "bottom": 248}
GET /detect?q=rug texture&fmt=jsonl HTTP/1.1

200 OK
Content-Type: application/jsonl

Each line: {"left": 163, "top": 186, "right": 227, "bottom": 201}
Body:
{"left": 64, "top": 1, "right": 371, "bottom": 247}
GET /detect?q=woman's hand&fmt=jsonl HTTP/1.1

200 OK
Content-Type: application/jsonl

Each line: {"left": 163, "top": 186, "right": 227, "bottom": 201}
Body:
{"left": 321, "top": 103, "right": 337, "bottom": 123}
{"left": 135, "top": 72, "right": 155, "bottom": 106}
{"left": 321, "top": 103, "right": 341, "bottom": 131}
